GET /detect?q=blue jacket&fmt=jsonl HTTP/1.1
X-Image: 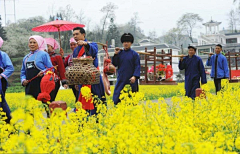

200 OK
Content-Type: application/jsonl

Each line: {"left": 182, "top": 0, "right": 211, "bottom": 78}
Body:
{"left": 20, "top": 50, "right": 53, "bottom": 83}
{"left": 206, "top": 53, "right": 229, "bottom": 78}
{"left": 0, "top": 50, "right": 14, "bottom": 82}
{"left": 178, "top": 55, "right": 207, "bottom": 99}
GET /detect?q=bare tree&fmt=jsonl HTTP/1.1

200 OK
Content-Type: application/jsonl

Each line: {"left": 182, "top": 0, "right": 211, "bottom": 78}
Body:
{"left": 100, "top": 2, "right": 118, "bottom": 41}
{"left": 75, "top": 10, "right": 93, "bottom": 31}
{"left": 47, "top": 2, "right": 56, "bottom": 17}
{"left": 148, "top": 30, "right": 157, "bottom": 42}
{"left": 128, "top": 12, "right": 142, "bottom": 38}
{"left": 234, "top": 0, "right": 240, "bottom": 6}
{"left": 86, "top": 18, "right": 92, "bottom": 30}
{"left": 164, "top": 27, "right": 185, "bottom": 47}
{"left": 228, "top": 9, "right": 238, "bottom": 33}
{"left": 87, "top": 24, "right": 102, "bottom": 42}
{"left": 58, "top": 5, "right": 76, "bottom": 21}
{"left": 76, "top": 9, "right": 85, "bottom": 24}
{"left": 177, "top": 13, "right": 203, "bottom": 43}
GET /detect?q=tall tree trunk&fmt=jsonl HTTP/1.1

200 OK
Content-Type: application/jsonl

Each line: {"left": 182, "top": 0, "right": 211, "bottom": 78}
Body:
{"left": 189, "top": 31, "right": 193, "bottom": 43}
{"left": 101, "top": 12, "right": 109, "bottom": 41}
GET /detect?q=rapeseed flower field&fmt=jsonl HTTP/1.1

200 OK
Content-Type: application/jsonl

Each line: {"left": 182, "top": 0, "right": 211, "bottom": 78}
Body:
{"left": 0, "top": 80, "right": 240, "bottom": 153}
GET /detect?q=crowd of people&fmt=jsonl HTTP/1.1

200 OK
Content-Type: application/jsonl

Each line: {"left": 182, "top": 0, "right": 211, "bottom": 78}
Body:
{"left": 0, "top": 27, "right": 230, "bottom": 123}
{"left": 0, "top": 28, "right": 141, "bottom": 122}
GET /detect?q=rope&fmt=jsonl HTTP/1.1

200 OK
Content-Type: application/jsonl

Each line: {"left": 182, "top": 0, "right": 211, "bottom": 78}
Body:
{"left": 28, "top": 65, "right": 58, "bottom": 83}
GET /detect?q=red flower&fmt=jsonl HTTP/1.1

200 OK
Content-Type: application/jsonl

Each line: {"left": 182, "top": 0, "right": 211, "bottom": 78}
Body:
{"left": 156, "top": 64, "right": 166, "bottom": 74}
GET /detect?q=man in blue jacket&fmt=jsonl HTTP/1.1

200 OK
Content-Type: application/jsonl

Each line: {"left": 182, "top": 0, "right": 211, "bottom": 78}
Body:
{"left": 206, "top": 44, "right": 229, "bottom": 94}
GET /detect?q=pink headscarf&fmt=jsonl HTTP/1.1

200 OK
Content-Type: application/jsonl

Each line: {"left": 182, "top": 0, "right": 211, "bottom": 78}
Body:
{"left": 45, "top": 38, "right": 60, "bottom": 50}
{"left": 29, "top": 35, "right": 47, "bottom": 51}
{"left": 69, "top": 37, "right": 77, "bottom": 44}
{"left": 0, "top": 37, "right": 3, "bottom": 48}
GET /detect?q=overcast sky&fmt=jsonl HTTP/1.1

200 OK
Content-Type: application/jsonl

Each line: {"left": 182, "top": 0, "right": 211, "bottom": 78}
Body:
{"left": 0, "top": 0, "right": 237, "bottom": 38}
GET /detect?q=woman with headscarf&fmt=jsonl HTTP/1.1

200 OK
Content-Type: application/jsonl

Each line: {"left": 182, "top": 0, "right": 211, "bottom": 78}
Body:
{"left": 64, "top": 37, "right": 78, "bottom": 102}
{"left": 0, "top": 37, "right": 14, "bottom": 123}
{"left": 45, "top": 38, "right": 67, "bottom": 102}
{"left": 64, "top": 37, "right": 77, "bottom": 68}
{"left": 20, "top": 35, "right": 53, "bottom": 116}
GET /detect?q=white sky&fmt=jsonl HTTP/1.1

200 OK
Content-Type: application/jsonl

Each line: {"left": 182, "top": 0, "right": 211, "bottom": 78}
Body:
{"left": 0, "top": 0, "right": 238, "bottom": 38}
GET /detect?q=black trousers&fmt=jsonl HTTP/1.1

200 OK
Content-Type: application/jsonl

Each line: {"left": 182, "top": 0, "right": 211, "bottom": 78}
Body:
{"left": 69, "top": 85, "right": 79, "bottom": 102}
{"left": 50, "top": 81, "right": 60, "bottom": 102}
{"left": 214, "top": 78, "right": 222, "bottom": 94}
{"left": 1, "top": 78, "right": 10, "bottom": 123}
{"left": 1, "top": 78, "right": 7, "bottom": 95}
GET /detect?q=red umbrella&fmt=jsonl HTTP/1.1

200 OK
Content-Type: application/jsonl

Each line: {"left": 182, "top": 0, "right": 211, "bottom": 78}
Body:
{"left": 32, "top": 19, "right": 85, "bottom": 49}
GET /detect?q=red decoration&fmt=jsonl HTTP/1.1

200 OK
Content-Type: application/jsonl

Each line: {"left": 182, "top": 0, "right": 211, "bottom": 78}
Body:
{"left": 165, "top": 65, "right": 173, "bottom": 81}
{"left": 78, "top": 85, "right": 94, "bottom": 110}
{"left": 196, "top": 88, "right": 206, "bottom": 99}
{"left": 49, "top": 101, "right": 67, "bottom": 116}
{"left": 77, "top": 46, "right": 94, "bottom": 110}
{"left": 102, "top": 44, "right": 115, "bottom": 96}
{"left": 156, "top": 64, "right": 166, "bottom": 75}
{"left": 231, "top": 70, "right": 240, "bottom": 79}
{"left": 37, "top": 72, "right": 56, "bottom": 102}
{"left": 156, "top": 64, "right": 166, "bottom": 72}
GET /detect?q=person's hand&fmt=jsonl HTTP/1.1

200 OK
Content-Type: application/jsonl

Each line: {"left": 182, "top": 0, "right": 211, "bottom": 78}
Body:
{"left": 114, "top": 47, "right": 121, "bottom": 55}
{"left": 180, "top": 55, "right": 184, "bottom": 61}
{"left": 75, "top": 85, "right": 79, "bottom": 91}
{"left": 209, "top": 53, "right": 214, "bottom": 57}
{"left": 0, "top": 76, "right": 2, "bottom": 79}
{"left": 37, "top": 71, "right": 44, "bottom": 77}
{"left": 60, "top": 48, "right": 64, "bottom": 58}
{"left": 22, "top": 80, "right": 29, "bottom": 86}
{"left": 130, "top": 76, "right": 136, "bottom": 84}
{"left": 63, "top": 84, "right": 68, "bottom": 89}
{"left": 77, "top": 40, "right": 88, "bottom": 46}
